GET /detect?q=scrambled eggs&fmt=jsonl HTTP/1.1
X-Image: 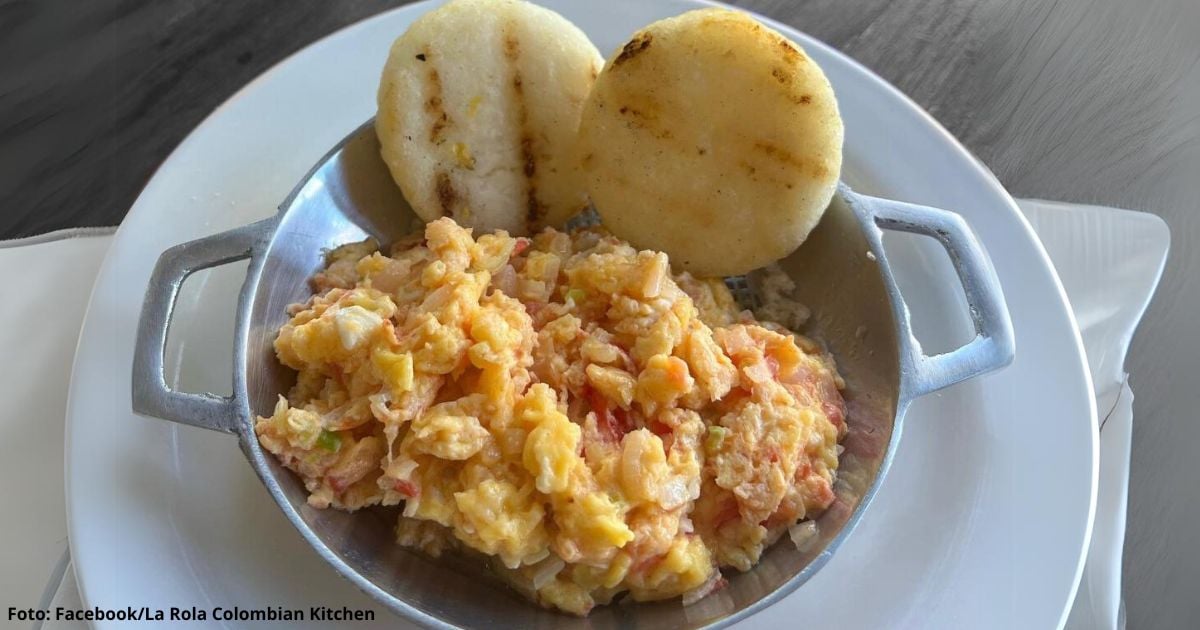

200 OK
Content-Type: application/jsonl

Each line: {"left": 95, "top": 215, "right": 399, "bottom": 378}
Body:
{"left": 256, "top": 217, "right": 846, "bottom": 614}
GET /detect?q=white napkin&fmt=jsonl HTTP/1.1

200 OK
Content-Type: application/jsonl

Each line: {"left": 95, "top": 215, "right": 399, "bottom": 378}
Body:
{"left": 0, "top": 201, "right": 1167, "bottom": 630}
{"left": 1021, "top": 200, "right": 1169, "bottom": 630}
{"left": 0, "top": 228, "right": 113, "bottom": 629}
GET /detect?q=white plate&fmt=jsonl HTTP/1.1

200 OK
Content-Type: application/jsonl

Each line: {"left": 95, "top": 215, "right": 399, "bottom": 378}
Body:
{"left": 66, "top": 1, "right": 1097, "bottom": 628}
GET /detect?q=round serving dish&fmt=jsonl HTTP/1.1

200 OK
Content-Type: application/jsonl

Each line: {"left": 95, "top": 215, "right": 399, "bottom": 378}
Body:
{"left": 131, "top": 118, "right": 1012, "bottom": 628}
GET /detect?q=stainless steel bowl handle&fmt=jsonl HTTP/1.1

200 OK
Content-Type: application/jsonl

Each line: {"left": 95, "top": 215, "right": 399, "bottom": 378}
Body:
{"left": 132, "top": 217, "right": 277, "bottom": 433}
{"left": 848, "top": 188, "right": 1016, "bottom": 398}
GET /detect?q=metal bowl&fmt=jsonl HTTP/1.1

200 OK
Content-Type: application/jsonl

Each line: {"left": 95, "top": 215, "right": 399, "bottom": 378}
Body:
{"left": 132, "top": 121, "right": 1013, "bottom": 629}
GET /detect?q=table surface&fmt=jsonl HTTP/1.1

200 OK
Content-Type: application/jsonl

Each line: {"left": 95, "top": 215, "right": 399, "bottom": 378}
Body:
{"left": 2, "top": 0, "right": 1197, "bottom": 626}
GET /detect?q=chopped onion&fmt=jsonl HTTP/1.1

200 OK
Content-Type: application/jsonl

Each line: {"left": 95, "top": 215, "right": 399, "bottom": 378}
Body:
{"left": 640, "top": 256, "right": 666, "bottom": 298}
{"left": 391, "top": 459, "right": 419, "bottom": 479}
{"left": 369, "top": 392, "right": 398, "bottom": 423}
{"left": 744, "top": 361, "right": 772, "bottom": 384}
{"left": 679, "top": 515, "right": 695, "bottom": 534}
{"left": 658, "top": 477, "right": 691, "bottom": 510}
{"left": 319, "top": 401, "right": 351, "bottom": 427}
{"left": 500, "top": 570, "right": 538, "bottom": 601}
{"left": 393, "top": 460, "right": 421, "bottom": 511}
{"left": 494, "top": 265, "right": 517, "bottom": 296}
{"left": 789, "top": 521, "right": 819, "bottom": 552}
{"left": 835, "top": 444, "right": 846, "bottom": 457}
{"left": 530, "top": 556, "right": 565, "bottom": 591}
{"left": 681, "top": 569, "right": 723, "bottom": 606}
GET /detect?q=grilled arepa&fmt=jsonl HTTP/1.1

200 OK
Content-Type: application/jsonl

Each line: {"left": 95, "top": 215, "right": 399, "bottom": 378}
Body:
{"left": 377, "top": 0, "right": 603, "bottom": 235}
{"left": 577, "top": 8, "right": 844, "bottom": 276}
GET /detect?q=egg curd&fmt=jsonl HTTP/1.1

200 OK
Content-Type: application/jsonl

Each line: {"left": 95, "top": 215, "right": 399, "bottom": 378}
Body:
{"left": 255, "top": 217, "right": 846, "bottom": 615}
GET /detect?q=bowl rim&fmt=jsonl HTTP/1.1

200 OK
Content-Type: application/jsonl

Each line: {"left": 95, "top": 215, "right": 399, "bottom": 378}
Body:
{"left": 183, "top": 118, "right": 1007, "bottom": 628}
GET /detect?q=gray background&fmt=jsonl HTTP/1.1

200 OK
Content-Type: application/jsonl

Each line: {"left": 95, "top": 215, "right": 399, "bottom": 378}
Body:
{"left": 1, "top": 0, "right": 1196, "bottom": 626}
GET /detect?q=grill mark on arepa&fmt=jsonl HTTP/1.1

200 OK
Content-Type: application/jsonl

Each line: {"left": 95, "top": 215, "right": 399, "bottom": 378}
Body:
{"left": 504, "top": 27, "right": 545, "bottom": 229}
{"left": 423, "top": 48, "right": 451, "bottom": 144}
{"left": 617, "top": 103, "right": 674, "bottom": 140}
{"left": 737, "top": 159, "right": 795, "bottom": 189}
{"left": 421, "top": 47, "right": 464, "bottom": 219}
{"left": 614, "top": 32, "right": 652, "bottom": 66}
{"left": 436, "top": 171, "right": 459, "bottom": 218}
{"left": 778, "top": 38, "right": 804, "bottom": 63}
{"left": 754, "top": 141, "right": 829, "bottom": 180}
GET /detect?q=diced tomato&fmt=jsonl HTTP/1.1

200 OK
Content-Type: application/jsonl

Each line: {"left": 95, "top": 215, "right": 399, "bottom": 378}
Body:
{"left": 614, "top": 407, "right": 635, "bottom": 434}
{"left": 512, "top": 238, "right": 531, "bottom": 256}
{"left": 584, "top": 387, "right": 614, "bottom": 440}
{"left": 631, "top": 554, "right": 664, "bottom": 577}
{"left": 780, "top": 364, "right": 847, "bottom": 431}
{"left": 823, "top": 400, "right": 846, "bottom": 430}
{"left": 778, "top": 363, "right": 809, "bottom": 386}
{"left": 796, "top": 461, "right": 813, "bottom": 481}
{"left": 800, "top": 475, "right": 837, "bottom": 511}
{"left": 814, "top": 478, "right": 835, "bottom": 507}
{"left": 760, "top": 513, "right": 786, "bottom": 528}
{"left": 713, "top": 499, "right": 741, "bottom": 530}
{"left": 647, "top": 420, "right": 675, "bottom": 451}
{"left": 329, "top": 365, "right": 348, "bottom": 390}
{"left": 523, "top": 300, "right": 545, "bottom": 318}
{"left": 722, "top": 387, "right": 750, "bottom": 407}
{"left": 392, "top": 479, "right": 420, "bottom": 498}
{"left": 666, "top": 359, "right": 690, "bottom": 388}
{"left": 586, "top": 386, "right": 634, "bottom": 443}
{"left": 823, "top": 495, "right": 852, "bottom": 521}
{"left": 760, "top": 499, "right": 802, "bottom": 528}
{"left": 720, "top": 326, "right": 755, "bottom": 355}
{"left": 765, "top": 356, "right": 780, "bottom": 379}
{"left": 616, "top": 346, "right": 636, "bottom": 372}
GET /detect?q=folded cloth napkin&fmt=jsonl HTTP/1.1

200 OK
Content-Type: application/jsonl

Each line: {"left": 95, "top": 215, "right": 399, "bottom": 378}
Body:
{"left": 1023, "top": 200, "right": 1170, "bottom": 630}
{"left": 0, "top": 201, "right": 1167, "bottom": 630}
{"left": 0, "top": 228, "right": 114, "bottom": 629}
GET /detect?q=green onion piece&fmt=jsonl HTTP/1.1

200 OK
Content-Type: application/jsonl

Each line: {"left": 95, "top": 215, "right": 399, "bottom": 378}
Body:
{"left": 706, "top": 426, "right": 728, "bottom": 452}
{"left": 317, "top": 429, "right": 342, "bottom": 452}
{"left": 566, "top": 288, "right": 587, "bottom": 304}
